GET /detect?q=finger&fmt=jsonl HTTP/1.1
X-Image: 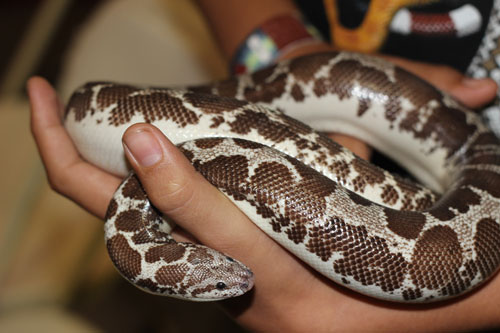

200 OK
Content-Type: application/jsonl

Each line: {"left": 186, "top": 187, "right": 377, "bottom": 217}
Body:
{"left": 448, "top": 77, "right": 498, "bottom": 109}
{"left": 122, "top": 123, "right": 264, "bottom": 254}
{"left": 28, "top": 76, "right": 121, "bottom": 218}
{"left": 328, "top": 133, "right": 372, "bottom": 160}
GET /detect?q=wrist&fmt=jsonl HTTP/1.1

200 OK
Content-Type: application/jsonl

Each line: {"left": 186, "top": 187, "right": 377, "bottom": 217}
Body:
{"left": 229, "top": 14, "right": 325, "bottom": 74}
{"left": 277, "top": 41, "right": 334, "bottom": 61}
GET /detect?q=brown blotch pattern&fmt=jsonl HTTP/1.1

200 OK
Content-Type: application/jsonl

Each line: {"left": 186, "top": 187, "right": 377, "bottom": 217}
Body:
{"left": 402, "top": 288, "right": 423, "bottom": 301}
{"left": 347, "top": 191, "right": 373, "bottom": 207}
{"left": 193, "top": 146, "right": 339, "bottom": 245}
{"left": 108, "top": 92, "right": 199, "bottom": 127}
{"left": 281, "top": 114, "right": 314, "bottom": 136}
{"left": 357, "top": 97, "right": 371, "bottom": 116}
{"left": 429, "top": 186, "right": 481, "bottom": 221}
{"left": 291, "top": 83, "right": 305, "bottom": 102}
{"left": 384, "top": 96, "right": 402, "bottom": 124}
{"left": 97, "top": 84, "right": 139, "bottom": 109}
{"left": 233, "top": 138, "right": 264, "bottom": 150}
{"left": 193, "top": 154, "right": 250, "bottom": 201}
{"left": 244, "top": 73, "right": 288, "bottom": 103}
{"left": 410, "top": 226, "right": 462, "bottom": 290}
{"left": 105, "top": 198, "right": 118, "bottom": 219}
{"left": 384, "top": 209, "right": 426, "bottom": 240}
{"left": 184, "top": 92, "right": 248, "bottom": 113}
{"left": 289, "top": 53, "right": 334, "bottom": 82}
{"left": 394, "top": 177, "right": 436, "bottom": 211}
{"left": 250, "top": 65, "right": 276, "bottom": 85}
{"left": 136, "top": 278, "right": 162, "bottom": 293}
{"left": 190, "top": 284, "right": 217, "bottom": 297}
{"left": 398, "top": 104, "right": 477, "bottom": 159}
{"left": 209, "top": 115, "right": 225, "bottom": 128}
{"left": 249, "top": 162, "right": 294, "bottom": 205}
{"left": 66, "top": 85, "right": 93, "bottom": 121}
{"left": 115, "top": 209, "right": 143, "bottom": 233}
{"left": 145, "top": 243, "right": 186, "bottom": 264}
{"left": 286, "top": 224, "right": 308, "bottom": 244}
{"left": 317, "top": 60, "right": 359, "bottom": 100}
{"left": 474, "top": 218, "right": 500, "bottom": 278}
{"left": 307, "top": 217, "right": 408, "bottom": 292}
{"left": 121, "top": 175, "right": 148, "bottom": 200}
{"left": 273, "top": 158, "right": 338, "bottom": 231}
{"left": 187, "top": 247, "right": 214, "bottom": 265}
{"left": 228, "top": 109, "right": 311, "bottom": 146}
{"left": 351, "top": 158, "right": 386, "bottom": 192}
{"left": 440, "top": 259, "right": 478, "bottom": 298}
{"left": 299, "top": 55, "right": 480, "bottom": 161}
{"left": 66, "top": 82, "right": 122, "bottom": 121}
{"left": 131, "top": 229, "right": 155, "bottom": 245}
{"left": 381, "top": 184, "right": 399, "bottom": 206}
{"left": 194, "top": 138, "right": 224, "bottom": 149}
{"left": 155, "top": 264, "right": 189, "bottom": 286}
{"left": 460, "top": 169, "right": 500, "bottom": 199}
{"left": 107, "top": 234, "right": 142, "bottom": 279}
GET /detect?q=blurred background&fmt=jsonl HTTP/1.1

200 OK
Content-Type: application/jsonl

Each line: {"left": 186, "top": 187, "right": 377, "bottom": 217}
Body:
{"left": 0, "top": 0, "right": 247, "bottom": 331}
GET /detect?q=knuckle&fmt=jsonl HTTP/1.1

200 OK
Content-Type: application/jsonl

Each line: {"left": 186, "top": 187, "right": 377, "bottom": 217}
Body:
{"left": 46, "top": 173, "right": 64, "bottom": 194}
{"left": 47, "top": 171, "right": 63, "bottom": 194}
{"left": 45, "top": 168, "right": 69, "bottom": 195}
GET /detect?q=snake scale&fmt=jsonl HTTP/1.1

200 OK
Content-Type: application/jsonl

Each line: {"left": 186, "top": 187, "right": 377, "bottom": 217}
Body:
{"left": 64, "top": 52, "right": 500, "bottom": 302}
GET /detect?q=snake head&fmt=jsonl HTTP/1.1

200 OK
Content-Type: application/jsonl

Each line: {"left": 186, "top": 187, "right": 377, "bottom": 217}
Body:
{"left": 182, "top": 245, "right": 254, "bottom": 301}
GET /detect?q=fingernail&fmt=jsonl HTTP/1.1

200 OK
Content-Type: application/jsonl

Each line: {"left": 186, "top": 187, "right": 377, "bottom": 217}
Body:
{"left": 123, "top": 129, "right": 163, "bottom": 167}
{"left": 462, "top": 78, "right": 487, "bottom": 87}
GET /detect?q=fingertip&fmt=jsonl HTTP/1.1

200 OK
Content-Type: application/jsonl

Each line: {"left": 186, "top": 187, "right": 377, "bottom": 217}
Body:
{"left": 455, "top": 77, "right": 498, "bottom": 108}
{"left": 28, "top": 76, "right": 61, "bottom": 120}
{"left": 123, "top": 124, "right": 164, "bottom": 168}
{"left": 122, "top": 123, "right": 181, "bottom": 169}
{"left": 26, "top": 75, "right": 43, "bottom": 91}
{"left": 27, "top": 76, "right": 53, "bottom": 100}
{"left": 462, "top": 77, "right": 498, "bottom": 95}
{"left": 122, "top": 123, "right": 197, "bottom": 204}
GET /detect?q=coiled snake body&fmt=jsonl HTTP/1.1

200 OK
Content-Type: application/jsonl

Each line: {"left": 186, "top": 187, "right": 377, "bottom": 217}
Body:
{"left": 65, "top": 52, "right": 500, "bottom": 302}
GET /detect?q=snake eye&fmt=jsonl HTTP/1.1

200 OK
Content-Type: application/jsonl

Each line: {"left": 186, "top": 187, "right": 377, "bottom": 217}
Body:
{"left": 216, "top": 282, "right": 227, "bottom": 290}
{"left": 225, "top": 256, "right": 234, "bottom": 262}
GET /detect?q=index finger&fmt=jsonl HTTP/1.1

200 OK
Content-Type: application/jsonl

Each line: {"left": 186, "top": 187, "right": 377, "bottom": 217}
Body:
{"left": 28, "top": 76, "right": 121, "bottom": 218}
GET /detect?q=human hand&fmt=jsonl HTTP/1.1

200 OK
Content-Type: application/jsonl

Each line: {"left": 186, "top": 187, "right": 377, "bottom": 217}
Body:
{"left": 29, "top": 77, "right": 500, "bottom": 332}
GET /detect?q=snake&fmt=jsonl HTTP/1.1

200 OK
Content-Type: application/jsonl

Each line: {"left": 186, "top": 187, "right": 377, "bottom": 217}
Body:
{"left": 64, "top": 51, "right": 500, "bottom": 303}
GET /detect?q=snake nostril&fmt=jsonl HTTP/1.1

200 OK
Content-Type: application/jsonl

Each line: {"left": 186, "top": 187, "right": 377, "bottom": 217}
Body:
{"left": 240, "top": 282, "right": 249, "bottom": 290}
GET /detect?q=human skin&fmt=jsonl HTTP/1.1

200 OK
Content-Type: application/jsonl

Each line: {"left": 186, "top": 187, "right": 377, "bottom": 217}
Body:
{"left": 29, "top": 0, "right": 500, "bottom": 331}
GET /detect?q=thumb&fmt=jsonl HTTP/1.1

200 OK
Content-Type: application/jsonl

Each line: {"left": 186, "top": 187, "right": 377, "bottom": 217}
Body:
{"left": 450, "top": 77, "right": 498, "bottom": 109}
{"left": 121, "top": 123, "right": 260, "bottom": 253}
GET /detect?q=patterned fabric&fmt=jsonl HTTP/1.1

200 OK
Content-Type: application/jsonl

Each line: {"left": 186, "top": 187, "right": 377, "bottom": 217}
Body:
{"left": 467, "top": 0, "right": 500, "bottom": 137}
{"left": 230, "top": 15, "right": 324, "bottom": 74}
